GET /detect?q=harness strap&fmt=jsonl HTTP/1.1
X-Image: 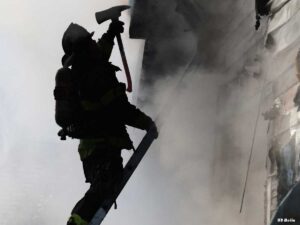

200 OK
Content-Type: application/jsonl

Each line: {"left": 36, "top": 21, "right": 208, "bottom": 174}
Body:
{"left": 78, "top": 137, "right": 133, "bottom": 160}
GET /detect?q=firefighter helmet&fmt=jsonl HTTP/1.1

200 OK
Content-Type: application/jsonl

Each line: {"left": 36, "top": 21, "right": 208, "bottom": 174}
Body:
{"left": 62, "top": 23, "right": 94, "bottom": 55}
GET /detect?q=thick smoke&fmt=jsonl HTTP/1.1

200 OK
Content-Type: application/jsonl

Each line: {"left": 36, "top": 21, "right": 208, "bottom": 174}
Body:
{"left": 133, "top": 1, "right": 270, "bottom": 225}
{"left": 147, "top": 71, "right": 268, "bottom": 225}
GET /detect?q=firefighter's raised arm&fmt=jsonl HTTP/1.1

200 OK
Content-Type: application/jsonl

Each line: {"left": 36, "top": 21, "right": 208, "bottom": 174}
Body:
{"left": 97, "top": 21, "right": 125, "bottom": 61}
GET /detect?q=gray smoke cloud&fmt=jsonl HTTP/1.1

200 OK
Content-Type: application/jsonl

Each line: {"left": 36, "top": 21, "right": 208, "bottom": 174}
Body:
{"left": 148, "top": 59, "right": 269, "bottom": 225}
{"left": 131, "top": 1, "right": 270, "bottom": 225}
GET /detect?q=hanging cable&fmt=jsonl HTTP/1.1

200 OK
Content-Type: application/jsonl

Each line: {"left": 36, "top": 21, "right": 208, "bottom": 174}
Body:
{"left": 240, "top": 78, "right": 266, "bottom": 213}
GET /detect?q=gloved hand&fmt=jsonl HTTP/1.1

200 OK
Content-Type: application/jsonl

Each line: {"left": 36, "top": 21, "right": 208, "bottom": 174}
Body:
{"left": 108, "top": 20, "right": 125, "bottom": 35}
{"left": 147, "top": 122, "right": 159, "bottom": 139}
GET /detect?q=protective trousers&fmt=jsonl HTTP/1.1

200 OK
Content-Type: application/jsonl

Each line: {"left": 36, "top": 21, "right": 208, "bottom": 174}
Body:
{"left": 67, "top": 147, "right": 123, "bottom": 225}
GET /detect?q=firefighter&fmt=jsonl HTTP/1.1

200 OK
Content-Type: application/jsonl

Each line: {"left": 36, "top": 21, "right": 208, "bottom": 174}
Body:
{"left": 59, "top": 21, "right": 158, "bottom": 225}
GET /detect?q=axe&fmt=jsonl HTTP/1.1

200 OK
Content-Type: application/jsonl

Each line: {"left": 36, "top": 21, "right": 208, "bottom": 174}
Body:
{"left": 95, "top": 5, "right": 132, "bottom": 92}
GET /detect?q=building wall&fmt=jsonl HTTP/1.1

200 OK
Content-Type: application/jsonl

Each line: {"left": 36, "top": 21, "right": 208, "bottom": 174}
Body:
{"left": 211, "top": 0, "right": 269, "bottom": 225}
{"left": 214, "top": 1, "right": 300, "bottom": 225}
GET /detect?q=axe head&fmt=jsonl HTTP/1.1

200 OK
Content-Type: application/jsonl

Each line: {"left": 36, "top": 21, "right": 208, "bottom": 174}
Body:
{"left": 95, "top": 5, "right": 130, "bottom": 24}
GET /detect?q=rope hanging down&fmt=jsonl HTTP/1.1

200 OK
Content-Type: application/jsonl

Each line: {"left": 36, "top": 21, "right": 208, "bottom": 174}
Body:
{"left": 240, "top": 79, "right": 266, "bottom": 213}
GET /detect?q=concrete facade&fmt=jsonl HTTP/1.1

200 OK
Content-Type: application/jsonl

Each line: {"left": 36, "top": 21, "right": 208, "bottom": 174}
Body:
{"left": 214, "top": 0, "right": 300, "bottom": 224}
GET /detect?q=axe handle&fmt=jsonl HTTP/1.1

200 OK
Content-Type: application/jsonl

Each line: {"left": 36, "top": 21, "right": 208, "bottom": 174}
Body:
{"left": 116, "top": 34, "right": 132, "bottom": 92}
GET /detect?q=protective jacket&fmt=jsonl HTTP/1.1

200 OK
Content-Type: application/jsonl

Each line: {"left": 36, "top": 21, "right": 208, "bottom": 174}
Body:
{"left": 68, "top": 28, "right": 153, "bottom": 160}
